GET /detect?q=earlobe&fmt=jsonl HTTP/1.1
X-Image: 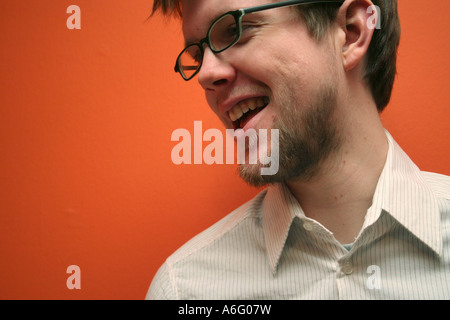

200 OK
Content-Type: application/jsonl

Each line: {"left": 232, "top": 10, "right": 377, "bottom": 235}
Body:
{"left": 338, "top": 0, "right": 376, "bottom": 71}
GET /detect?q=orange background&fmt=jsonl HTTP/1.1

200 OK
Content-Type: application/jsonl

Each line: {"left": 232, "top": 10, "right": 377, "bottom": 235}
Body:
{"left": 0, "top": 0, "right": 449, "bottom": 299}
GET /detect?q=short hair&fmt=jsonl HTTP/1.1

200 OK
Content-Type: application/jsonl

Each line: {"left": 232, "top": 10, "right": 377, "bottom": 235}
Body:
{"left": 151, "top": 0, "right": 401, "bottom": 112}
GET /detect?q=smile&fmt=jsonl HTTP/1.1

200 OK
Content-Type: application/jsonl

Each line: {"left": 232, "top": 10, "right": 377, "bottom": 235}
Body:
{"left": 228, "top": 97, "right": 270, "bottom": 129}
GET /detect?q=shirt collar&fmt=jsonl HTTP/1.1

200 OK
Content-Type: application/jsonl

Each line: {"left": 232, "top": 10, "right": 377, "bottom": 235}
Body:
{"left": 262, "top": 131, "right": 442, "bottom": 274}
{"left": 367, "top": 131, "right": 442, "bottom": 255}
{"left": 262, "top": 183, "right": 299, "bottom": 274}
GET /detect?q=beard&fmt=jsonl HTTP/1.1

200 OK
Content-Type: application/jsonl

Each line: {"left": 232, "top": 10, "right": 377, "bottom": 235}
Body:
{"left": 238, "top": 83, "right": 341, "bottom": 187}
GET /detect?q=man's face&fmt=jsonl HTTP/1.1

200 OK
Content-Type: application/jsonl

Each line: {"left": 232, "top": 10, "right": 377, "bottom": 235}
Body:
{"left": 181, "top": 0, "right": 343, "bottom": 185}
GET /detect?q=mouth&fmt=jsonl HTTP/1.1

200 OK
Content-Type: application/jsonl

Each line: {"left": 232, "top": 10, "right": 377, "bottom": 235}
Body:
{"left": 228, "top": 96, "right": 270, "bottom": 130}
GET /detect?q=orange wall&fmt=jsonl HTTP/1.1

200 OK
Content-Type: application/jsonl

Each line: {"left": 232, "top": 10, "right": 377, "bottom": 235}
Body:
{"left": 0, "top": 1, "right": 449, "bottom": 299}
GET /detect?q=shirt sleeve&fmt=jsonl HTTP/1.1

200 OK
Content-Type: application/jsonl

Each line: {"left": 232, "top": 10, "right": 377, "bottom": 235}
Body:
{"left": 145, "top": 262, "right": 177, "bottom": 300}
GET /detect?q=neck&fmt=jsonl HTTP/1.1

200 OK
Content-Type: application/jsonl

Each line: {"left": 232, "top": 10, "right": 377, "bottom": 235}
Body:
{"left": 286, "top": 101, "right": 388, "bottom": 244}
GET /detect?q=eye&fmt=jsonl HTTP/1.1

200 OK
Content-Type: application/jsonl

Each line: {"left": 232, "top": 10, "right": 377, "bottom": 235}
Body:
{"left": 241, "top": 24, "right": 254, "bottom": 32}
{"left": 236, "top": 23, "right": 257, "bottom": 43}
{"left": 226, "top": 24, "right": 238, "bottom": 38}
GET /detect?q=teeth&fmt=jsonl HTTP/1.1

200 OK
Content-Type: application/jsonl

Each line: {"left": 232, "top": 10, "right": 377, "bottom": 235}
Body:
{"left": 246, "top": 99, "right": 256, "bottom": 112}
{"left": 228, "top": 97, "right": 268, "bottom": 122}
{"left": 230, "top": 106, "right": 243, "bottom": 122}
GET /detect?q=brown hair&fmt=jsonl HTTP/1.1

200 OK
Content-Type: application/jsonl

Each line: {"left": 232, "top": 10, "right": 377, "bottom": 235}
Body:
{"left": 151, "top": 0, "right": 401, "bottom": 112}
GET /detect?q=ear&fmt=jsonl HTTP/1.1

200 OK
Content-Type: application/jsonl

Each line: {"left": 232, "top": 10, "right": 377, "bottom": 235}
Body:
{"left": 336, "top": 0, "right": 377, "bottom": 71}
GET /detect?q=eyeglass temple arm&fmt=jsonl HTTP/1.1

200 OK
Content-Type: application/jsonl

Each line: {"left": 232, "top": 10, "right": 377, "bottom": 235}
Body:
{"left": 243, "top": 0, "right": 344, "bottom": 15}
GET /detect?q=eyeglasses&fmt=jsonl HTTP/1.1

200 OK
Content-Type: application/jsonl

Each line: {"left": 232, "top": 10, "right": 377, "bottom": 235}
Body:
{"left": 174, "top": 0, "right": 344, "bottom": 81}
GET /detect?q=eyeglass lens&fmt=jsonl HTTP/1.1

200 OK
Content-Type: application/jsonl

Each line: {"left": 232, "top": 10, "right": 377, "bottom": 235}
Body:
{"left": 179, "top": 44, "right": 202, "bottom": 80}
{"left": 178, "top": 13, "right": 240, "bottom": 80}
{"left": 209, "top": 13, "right": 240, "bottom": 51}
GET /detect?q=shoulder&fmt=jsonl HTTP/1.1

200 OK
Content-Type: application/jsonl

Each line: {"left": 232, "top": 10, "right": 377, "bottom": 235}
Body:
{"left": 146, "top": 189, "right": 268, "bottom": 300}
{"left": 167, "top": 188, "right": 267, "bottom": 263}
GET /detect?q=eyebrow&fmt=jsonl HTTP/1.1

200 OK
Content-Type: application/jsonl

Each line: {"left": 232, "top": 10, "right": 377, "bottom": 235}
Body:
{"left": 183, "top": 8, "right": 237, "bottom": 47}
{"left": 184, "top": 37, "right": 200, "bottom": 47}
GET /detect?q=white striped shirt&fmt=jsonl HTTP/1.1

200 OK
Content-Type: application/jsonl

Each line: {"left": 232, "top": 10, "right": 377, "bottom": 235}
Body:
{"left": 146, "top": 132, "right": 450, "bottom": 299}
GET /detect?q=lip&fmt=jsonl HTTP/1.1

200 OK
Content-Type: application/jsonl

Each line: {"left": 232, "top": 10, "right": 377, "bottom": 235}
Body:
{"left": 219, "top": 94, "right": 269, "bottom": 126}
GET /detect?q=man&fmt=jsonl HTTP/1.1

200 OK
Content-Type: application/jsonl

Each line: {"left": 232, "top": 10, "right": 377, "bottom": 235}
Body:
{"left": 146, "top": 0, "right": 450, "bottom": 299}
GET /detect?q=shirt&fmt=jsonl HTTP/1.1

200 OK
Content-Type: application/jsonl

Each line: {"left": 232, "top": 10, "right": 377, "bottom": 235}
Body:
{"left": 146, "top": 132, "right": 450, "bottom": 299}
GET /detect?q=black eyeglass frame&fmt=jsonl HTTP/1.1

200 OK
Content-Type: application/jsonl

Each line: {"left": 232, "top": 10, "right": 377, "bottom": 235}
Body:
{"left": 174, "top": 0, "right": 345, "bottom": 81}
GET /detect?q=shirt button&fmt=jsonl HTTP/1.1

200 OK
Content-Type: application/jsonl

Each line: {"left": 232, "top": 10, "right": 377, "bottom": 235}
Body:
{"left": 341, "top": 261, "right": 354, "bottom": 275}
{"left": 303, "top": 221, "right": 314, "bottom": 231}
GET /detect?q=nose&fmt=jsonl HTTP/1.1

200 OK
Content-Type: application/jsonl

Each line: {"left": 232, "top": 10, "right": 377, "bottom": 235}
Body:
{"left": 198, "top": 47, "right": 236, "bottom": 91}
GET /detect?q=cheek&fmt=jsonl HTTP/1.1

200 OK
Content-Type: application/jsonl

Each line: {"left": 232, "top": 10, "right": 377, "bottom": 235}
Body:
{"left": 273, "top": 46, "right": 339, "bottom": 106}
{"left": 205, "top": 91, "right": 217, "bottom": 112}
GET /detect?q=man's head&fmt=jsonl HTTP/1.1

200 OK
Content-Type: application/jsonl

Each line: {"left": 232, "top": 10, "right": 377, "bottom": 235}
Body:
{"left": 152, "top": 0, "right": 400, "bottom": 112}
{"left": 152, "top": 0, "right": 401, "bottom": 186}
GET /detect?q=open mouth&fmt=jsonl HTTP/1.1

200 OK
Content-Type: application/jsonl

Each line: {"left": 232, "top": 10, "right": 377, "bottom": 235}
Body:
{"left": 228, "top": 96, "right": 270, "bottom": 130}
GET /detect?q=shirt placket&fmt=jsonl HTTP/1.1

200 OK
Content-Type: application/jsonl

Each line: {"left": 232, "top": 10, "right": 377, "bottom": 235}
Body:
{"left": 299, "top": 218, "right": 356, "bottom": 299}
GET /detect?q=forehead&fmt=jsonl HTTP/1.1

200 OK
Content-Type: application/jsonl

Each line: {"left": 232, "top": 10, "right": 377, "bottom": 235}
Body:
{"left": 181, "top": 0, "right": 273, "bottom": 39}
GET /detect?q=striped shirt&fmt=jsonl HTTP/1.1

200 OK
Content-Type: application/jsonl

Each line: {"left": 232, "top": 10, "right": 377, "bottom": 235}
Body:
{"left": 146, "top": 132, "right": 450, "bottom": 299}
